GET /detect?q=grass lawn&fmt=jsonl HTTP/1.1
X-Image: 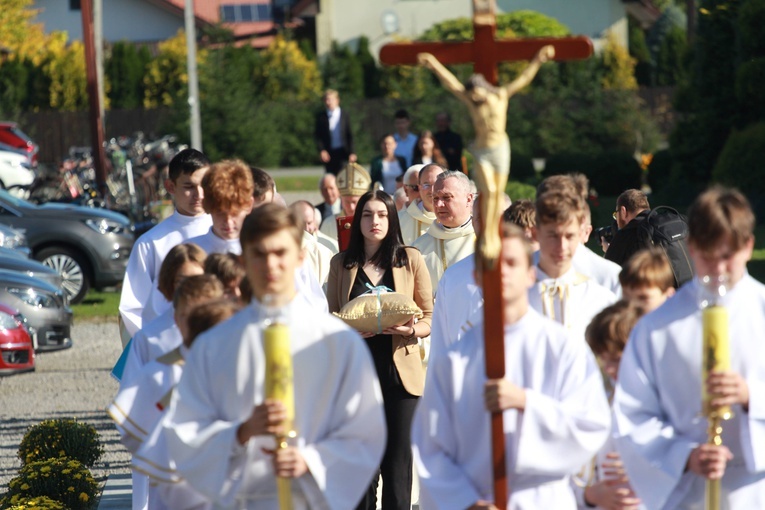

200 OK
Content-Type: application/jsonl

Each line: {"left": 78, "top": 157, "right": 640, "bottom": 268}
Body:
{"left": 72, "top": 289, "right": 119, "bottom": 321}
{"left": 274, "top": 176, "right": 317, "bottom": 192}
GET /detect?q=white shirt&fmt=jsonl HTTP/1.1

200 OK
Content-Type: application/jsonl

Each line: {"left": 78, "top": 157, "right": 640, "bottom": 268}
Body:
{"left": 161, "top": 298, "right": 387, "bottom": 509}
{"left": 327, "top": 107, "right": 342, "bottom": 149}
{"left": 188, "top": 227, "right": 242, "bottom": 255}
{"left": 529, "top": 266, "right": 617, "bottom": 342}
{"left": 381, "top": 159, "right": 403, "bottom": 195}
{"left": 119, "top": 211, "right": 212, "bottom": 336}
{"left": 398, "top": 199, "right": 436, "bottom": 246}
{"left": 121, "top": 308, "right": 181, "bottom": 388}
{"left": 429, "top": 255, "right": 481, "bottom": 361}
{"left": 613, "top": 276, "right": 765, "bottom": 510}
{"left": 412, "top": 219, "right": 476, "bottom": 295}
{"left": 394, "top": 132, "right": 418, "bottom": 167}
{"left": 413, "top": 309, "right": 611, "bottom": 510}
{"left": 573, "top": 245, "right": 623, "bottom": 297}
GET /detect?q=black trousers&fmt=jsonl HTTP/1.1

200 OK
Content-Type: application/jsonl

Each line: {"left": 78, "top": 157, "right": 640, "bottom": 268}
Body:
{"left": 324, "top": 147, "right": 349, "bottom": 175}
{"left": 356, "top": 380, "right": 418, "bottom": 510}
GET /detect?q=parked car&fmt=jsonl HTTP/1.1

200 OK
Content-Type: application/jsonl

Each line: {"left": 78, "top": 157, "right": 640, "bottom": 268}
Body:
{"left": 0, "top": 141, "right": 34, "bottom": 167}
{"left": 0, "top": 254, "right": 64, "bottom": 290}
{"left": 0, "top": 149, "right": 36, "bottom": 191}
{"left": 0, "top": 303, "right": 34, "bottom": 376}
{"left": 0, "top": 122, "right": 39, "bottom": 167}
{"left": 0, "top": 190, "right": 134, "bottom": 303}
{"left": 0, "top": 269, "right": 72, "bottom": 351}
{"left": 0, "top": 246, "right": 29, "bottom": 260}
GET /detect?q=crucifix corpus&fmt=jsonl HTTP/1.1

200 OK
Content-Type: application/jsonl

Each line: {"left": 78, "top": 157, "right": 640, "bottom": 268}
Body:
{"left": 380, "top": 1, "right": 593, "bottom": 507}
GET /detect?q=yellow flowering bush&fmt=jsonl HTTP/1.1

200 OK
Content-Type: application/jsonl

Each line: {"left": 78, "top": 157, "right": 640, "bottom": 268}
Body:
{"left": 1, "top": 496, "right": 69, "bottom": 509}
{"left": 18, "top": 420, "right": 103, "bottom": 467}
{"left": 1, "top": 459, "right": 97, "bottom": 510}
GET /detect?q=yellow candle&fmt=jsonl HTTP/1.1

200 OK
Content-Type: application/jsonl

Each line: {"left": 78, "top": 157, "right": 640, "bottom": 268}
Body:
{"left": 702, "top": 305, "right": 731, "bottom": 418}
{"left": 264, "top": 323, "right": 295, "bottom": 429}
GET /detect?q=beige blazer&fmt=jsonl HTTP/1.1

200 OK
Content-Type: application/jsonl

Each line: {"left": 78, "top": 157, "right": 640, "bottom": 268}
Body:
{"left": 327, "top": 247, "right": 433, "bottom": 396}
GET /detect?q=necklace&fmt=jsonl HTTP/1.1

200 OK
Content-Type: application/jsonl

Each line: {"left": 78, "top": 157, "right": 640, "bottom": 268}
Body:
{"left": 365, "top": 262, "right": 383, "bottom": 275}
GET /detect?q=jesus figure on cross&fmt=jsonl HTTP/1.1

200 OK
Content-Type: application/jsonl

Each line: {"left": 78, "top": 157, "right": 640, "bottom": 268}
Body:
{"left": 417, "top": 45, "right": 554, "bottom": 267}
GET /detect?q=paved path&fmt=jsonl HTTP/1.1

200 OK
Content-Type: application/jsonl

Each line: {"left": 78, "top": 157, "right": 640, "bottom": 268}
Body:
{"left": 0, "top": 320, "right": 132, "bottom": 502}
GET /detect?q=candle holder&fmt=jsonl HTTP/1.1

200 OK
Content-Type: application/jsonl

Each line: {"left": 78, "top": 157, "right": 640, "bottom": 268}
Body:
{"left": 699, "top": 275, "right": 732, "bottom": 510}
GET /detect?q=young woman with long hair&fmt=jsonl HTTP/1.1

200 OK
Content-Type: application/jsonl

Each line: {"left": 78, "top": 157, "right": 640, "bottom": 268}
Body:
{"left": 327, "top": 190, "right": 433, "bottom": 510}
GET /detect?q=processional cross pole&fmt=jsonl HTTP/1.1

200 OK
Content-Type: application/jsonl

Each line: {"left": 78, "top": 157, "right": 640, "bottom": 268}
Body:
{"left": 380, "top": 1, "right": 593, "bottom": 508}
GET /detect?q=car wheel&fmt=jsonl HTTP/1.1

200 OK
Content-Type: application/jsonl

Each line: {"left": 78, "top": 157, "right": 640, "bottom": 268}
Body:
{"left": 35, "top": 247, "right": 90, "bottom": 304}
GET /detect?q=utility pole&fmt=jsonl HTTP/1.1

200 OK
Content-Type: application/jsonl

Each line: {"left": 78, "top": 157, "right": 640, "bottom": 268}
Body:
{"left": 185, "top": 0, "right": 202, "bottom": 150}
{"left": 94, "top": 0, "right": 105, "bottom": 132}
{"left": 80, "top": 0, "right": 108, "bottom": 195}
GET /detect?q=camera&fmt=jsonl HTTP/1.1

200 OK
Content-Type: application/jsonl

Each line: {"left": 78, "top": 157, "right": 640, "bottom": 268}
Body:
{"left": 595, "top": 224, "right": 615, "bottom": 245}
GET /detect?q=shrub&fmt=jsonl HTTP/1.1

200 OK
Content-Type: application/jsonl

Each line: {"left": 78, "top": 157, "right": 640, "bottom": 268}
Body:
{"left": 647, "top": 148, "right": 672, "bottom": 192}
{"left": 509, "top": 153, "right": 536, "bottom": 184}
{"left": 18, "top": 419, "right": 103, "bottom": 467}
{"left": 505, "top": 181, "right": 537, "bottom": 202}
{"left": 542, "top": 152, "right": 596, "bottom": 179}
{"left": 588, "top": 151, "right": 643, "bottom": 196}
{"left": 2, "top": 459, "right": 98, "bottom": 510}
{"left": 1, "top": 496, "right": 69, "bottom": 510}
{"left": 712, "top": 122, "right": 765, "bottom": 217}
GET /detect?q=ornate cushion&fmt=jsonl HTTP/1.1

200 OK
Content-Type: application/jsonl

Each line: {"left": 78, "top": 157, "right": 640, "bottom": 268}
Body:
{"left": 334, "top": 292, "right": 423, "bottom": 333}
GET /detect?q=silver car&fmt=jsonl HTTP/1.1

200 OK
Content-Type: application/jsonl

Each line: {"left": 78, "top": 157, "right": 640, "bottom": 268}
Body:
{"left": 0, "top": 190, "right": 134, "bottom": 303}
{"left": 0, "top": 269, "right": 72, "bottom": 351}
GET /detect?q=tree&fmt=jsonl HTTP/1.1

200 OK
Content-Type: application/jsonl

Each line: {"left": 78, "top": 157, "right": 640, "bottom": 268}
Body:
{"left": 252, "top": 34, "right": 322, "bottom": 102}
{"left": 44, "top": 35, "right": 88, "bottom": 111}
{"left": 0, "top": 0, "right": 50, "bottom": 64}
{"left": 357, "top": 36, "right": 382, "bottom": 98}
{"left": 600, "top": 31, "right": 638, "bottom": 90}
{"left": 106, "top": 42, "right": 150, "bottom": 109}
{"left": 144, "top": 30, "right": 199, "bottom": 108}
{"left": 321, "top": 41, "right": 364, "bottom": 98}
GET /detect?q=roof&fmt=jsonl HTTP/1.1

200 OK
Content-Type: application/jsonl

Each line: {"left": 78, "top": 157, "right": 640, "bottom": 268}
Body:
{"left": 622, "top": 0, "right": 662, "bottom": 28}
{"left": 143, "top": 0, "right": 213, "bottom": 27}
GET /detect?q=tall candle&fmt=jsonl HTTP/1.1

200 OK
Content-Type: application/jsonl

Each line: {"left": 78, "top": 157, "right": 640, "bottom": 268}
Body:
{"left": 702, "top": 305, "right": 731, "bottom": 418}
{"left": 264, "top": 323, "right": 295, "bottom": 428}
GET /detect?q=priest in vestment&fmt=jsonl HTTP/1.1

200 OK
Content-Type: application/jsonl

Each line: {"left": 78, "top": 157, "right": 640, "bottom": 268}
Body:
{"left": 399, "top": 164, "right": 444, "bottom": 245}
{"left": 162, "top": 204, "right": 386, "bottom": 509}
{"left": 319, "top": 163, "right": 371, "bottom": 242}
{"left": 412, "top": 170, "right": 476, "bottom": 294}
{"left": 613, "top": 187, "right": 765, "bottom": 509}
{"left": 412, "top": 224, "right": 611, "bottom": 509}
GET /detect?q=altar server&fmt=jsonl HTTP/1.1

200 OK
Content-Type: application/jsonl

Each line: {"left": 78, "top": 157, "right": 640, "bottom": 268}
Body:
{"left": 413, "top": 223, "right": 611, "bottom": 509}
{"left": 613, "top": 186, "right": 765, "bottom": 509}
{"left": 120, "top": 149, "right": 212, "bottom": 336}
{"left": 162, "top": 204, "right": 386, "bottom": 509}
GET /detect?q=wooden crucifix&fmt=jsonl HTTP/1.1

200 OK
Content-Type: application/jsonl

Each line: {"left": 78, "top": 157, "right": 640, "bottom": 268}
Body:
{"left": 381, "top": 2, "right": 593, "bottom": 508}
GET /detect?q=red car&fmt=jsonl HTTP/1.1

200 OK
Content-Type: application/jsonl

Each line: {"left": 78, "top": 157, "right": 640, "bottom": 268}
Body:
{"left": 0, "top": 303, "right": 34, "bottom": 376}
{"left": 0, "top": 122, "right": 39, "bottom": 167}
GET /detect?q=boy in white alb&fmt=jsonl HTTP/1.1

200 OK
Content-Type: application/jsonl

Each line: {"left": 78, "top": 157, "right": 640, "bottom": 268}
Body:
{"left": 529, "top": 189, "right": 616, "bottom": 340}
{"left": 574, "top": 301, "right": 645, "bottom": 510}
{"left": 119, "top": 149, "right": 212, "bottom": 336}
{"left": 161, "top": 204, "right": 387, "bottom": 509}
{"left": 120, "top": 243, "right": 206, "bottom": 387}
{"left": 130, "top": 298, "right": 243, "bottom": 510}
{"left": 413, "top": 224, "right": 611, "bottom": 509}
{"left": 187, "top": 159, "right": 254, "bottom": 256}
{"left": 613, "top": 187, "right": 765, "bottom": 509}
{"left": 111, "top": 274, "right": 224, "bottom": 510}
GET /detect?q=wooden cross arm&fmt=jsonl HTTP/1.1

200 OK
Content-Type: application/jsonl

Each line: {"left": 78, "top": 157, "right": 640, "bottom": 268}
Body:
{"left": 379, "top": 36, "right": 593, "bottom": 67}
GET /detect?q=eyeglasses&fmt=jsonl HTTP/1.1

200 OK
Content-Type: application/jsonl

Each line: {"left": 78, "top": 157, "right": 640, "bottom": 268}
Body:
{"left": 405, "top": 184, "right": 419, "bottom": 192}
{"left": 420, "top": 183, "right": 434, "bottom": 191}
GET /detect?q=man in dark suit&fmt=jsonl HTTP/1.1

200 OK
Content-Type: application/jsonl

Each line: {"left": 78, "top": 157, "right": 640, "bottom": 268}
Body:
{"left": 315, "top": 89, "right": 356, "bottom": 175}
{"left": 433, "top": 112, "right": 464, "bottom": 172}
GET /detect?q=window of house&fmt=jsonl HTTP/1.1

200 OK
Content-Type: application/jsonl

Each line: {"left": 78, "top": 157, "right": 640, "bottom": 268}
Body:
{"left": 220, "top": 4, "right": 273, "bottom": 23}
{"left": 70, "top": 0, "right": 81, "bottom": 10}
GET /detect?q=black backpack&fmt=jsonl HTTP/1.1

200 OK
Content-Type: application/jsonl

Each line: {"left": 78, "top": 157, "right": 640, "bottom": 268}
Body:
{"left": 637, "top": 206, "right": 695, "bottom": 288}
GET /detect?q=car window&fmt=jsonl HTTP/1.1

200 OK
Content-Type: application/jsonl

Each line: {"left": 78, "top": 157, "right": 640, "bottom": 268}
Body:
{"left": 10, "top": 127, "right": 33, "bottom": 143}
